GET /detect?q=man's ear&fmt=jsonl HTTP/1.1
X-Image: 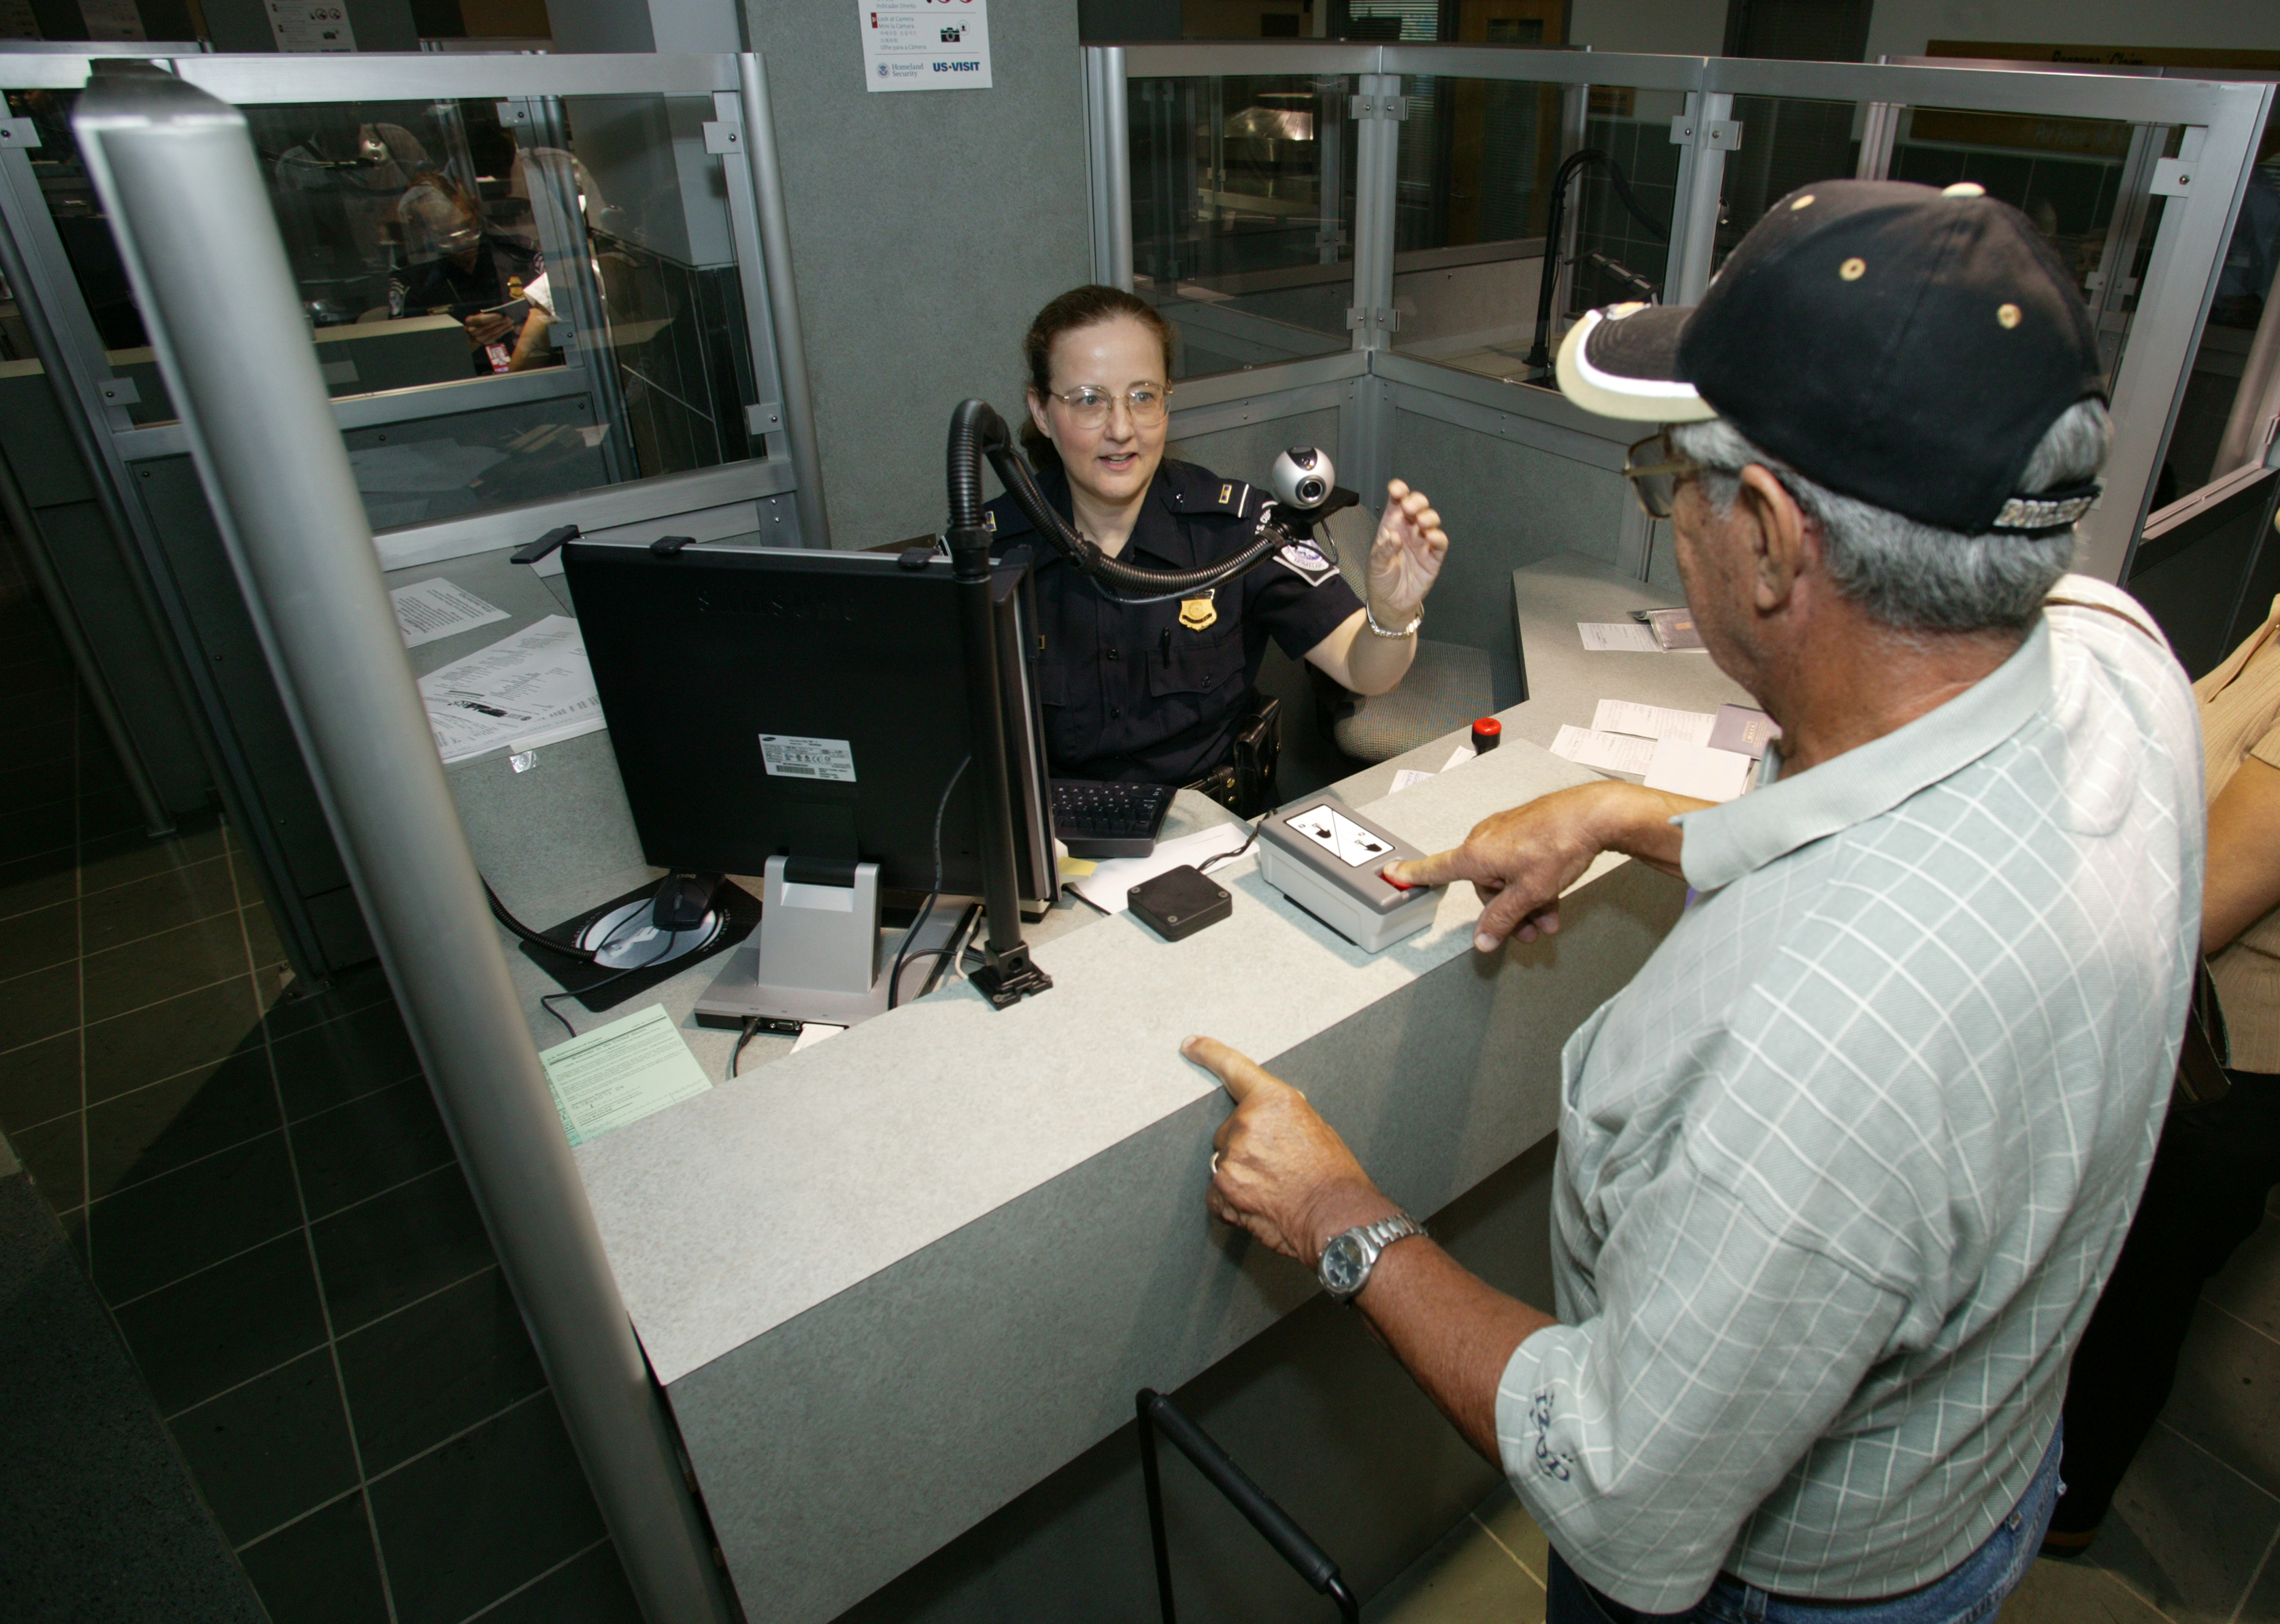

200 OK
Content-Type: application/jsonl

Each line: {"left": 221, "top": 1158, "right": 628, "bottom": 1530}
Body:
{"left": 1737, "top": 464, "right": 1808, "bottom": 612}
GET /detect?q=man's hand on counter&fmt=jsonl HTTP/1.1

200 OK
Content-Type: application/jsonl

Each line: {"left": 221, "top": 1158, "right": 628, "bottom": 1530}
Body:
{"left": 1182, "top": 1035, "right": 1557, "bottom": 1462}
{"left": 1384, "top": 781, "right": 1707, "bottom": 953}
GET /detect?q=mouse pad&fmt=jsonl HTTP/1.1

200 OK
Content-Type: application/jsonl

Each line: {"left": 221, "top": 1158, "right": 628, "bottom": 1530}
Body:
{"left": 520, "top": 878, "right": 760, "bottom": 1012}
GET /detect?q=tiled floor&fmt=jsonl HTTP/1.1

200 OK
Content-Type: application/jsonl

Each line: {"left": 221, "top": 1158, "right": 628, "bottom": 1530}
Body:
{"left": 1365, "top": 1191, "right": 2280, "bottom": 1623}
{"left": 0, "top": 535, "right": 641, "bottom": 1621}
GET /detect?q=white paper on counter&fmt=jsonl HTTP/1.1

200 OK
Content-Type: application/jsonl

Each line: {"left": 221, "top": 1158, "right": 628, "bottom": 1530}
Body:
{"left": 391, "top": 577, "right": 509, "bottom": 648}
{"left": 1593, "top": 699, "right": 1717, "bottom": 745}
{"left": 790, "top": 1023, "right": 845, "bottom": 1053}
{"left": 1390, "top": 768, "right": 1435, "bottom": 794}
{"left": 539, "top": 1004, "right": 711, "bottom": 1147}
{"left": 1579, "top": 621, "right": 1660, "bottom": 652}
{"left": 418, "top": 615, "right": 604, "bottom": 764}
{"left": 1442, "top": 743, "right": 1477, "bottom": 771}
{"left": 1067, "top": 822, "right": 1255, "bottom": 914}
{"left": 1550, "top": 724, "right": 1656, "bottom": 776}
{"left": 1643, "top": 737, "right": 1753, "bottom": 802}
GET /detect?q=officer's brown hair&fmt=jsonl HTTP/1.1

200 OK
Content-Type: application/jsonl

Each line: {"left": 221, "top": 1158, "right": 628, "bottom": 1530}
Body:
{"left": 1020, "top": 285, "right": 1176, "bottom": 467}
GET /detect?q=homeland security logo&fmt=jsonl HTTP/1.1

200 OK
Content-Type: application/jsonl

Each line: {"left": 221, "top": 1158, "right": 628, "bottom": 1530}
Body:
{"left": 1273, "top": 539, "right": 1338, "bottom": 587}
{"left": 933, "top": 58, "right": 981, "bottom": 70}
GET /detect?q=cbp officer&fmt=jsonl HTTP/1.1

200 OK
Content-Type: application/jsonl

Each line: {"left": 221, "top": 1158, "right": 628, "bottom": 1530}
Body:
{"left": 984, "top": 286, "right": 1449, "bottom": 802}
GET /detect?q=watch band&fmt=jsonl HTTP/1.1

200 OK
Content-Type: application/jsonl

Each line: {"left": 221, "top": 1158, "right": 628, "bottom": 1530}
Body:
{"left": 1319, "top": 1211, "right": 1425, "bottom": 1304}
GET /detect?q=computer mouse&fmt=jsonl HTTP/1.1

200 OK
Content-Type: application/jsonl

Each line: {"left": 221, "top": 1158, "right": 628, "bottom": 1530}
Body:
{"left": 652, "top": 872, "right": 722, "bottom": 932}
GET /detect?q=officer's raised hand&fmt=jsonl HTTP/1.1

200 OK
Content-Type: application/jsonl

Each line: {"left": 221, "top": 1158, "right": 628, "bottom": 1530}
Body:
{"left": 1367, "top": 479, "right": 1449, "bottom": 628}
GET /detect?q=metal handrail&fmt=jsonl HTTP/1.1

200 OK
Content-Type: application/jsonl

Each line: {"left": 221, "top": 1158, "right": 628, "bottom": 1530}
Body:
{"left": 1137, "top": 1388, "right": 1362, "bottom": 1623}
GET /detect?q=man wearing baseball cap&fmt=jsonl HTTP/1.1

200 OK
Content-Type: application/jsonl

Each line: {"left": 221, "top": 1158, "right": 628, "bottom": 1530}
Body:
{"left": 1179, "top": 180, "right": 2200, "bottom": 1621}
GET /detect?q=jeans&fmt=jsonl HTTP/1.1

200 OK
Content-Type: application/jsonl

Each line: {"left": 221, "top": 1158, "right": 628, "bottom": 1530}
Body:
{"left": 1545, "top": 1423, "right": 2064, "bottom": 1624}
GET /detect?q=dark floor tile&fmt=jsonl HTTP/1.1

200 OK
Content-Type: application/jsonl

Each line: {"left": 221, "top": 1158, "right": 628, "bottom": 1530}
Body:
{"left": 11, "top": 1110, "right": 82, "bottom": 1212}
{"left": 0, "top": 654, "right": 70, "bottom": 698}
{"left": 2090, "top": 1421, "right": 2280, "bottom": 1624}
{"left": 2163, "top": 1299, "right": 2280, "bottom": 1498}
{"left": 273, "top": 998, "right": 421, "bottom": 1121}
{"left": 0, "top": 1030, "right": 80, "bottom": 1133}
{"left": 82, "top": 910, "right": 254, "bottom": 1024}
{"left": 472, "top": 1539, "right": 639, "bottom": 1624}
{"left": 168, "top": 1347, "right": 359, "bottom": 1545}
{"left": 78, "top": 819, "right": 227, "bottom": 896}
{"left": 337, "top": 1266, "right": 545, "bottom": 1476}
{"left": 262, "top": 963, "right": 395, "bottom": 1040}
{"left": 86, "top": 1049, "right": 284, "bottom": 1202}
{"left": 0, "top": 796, "right": 77, "bottom": 864}
{"left": 0, "top": 894, "right": 75, "bottom": 981}
{"left": 0, "top": 958, "right": 79, "bottom": 1046}
{"left": 88, "top": 1129, "right": 302, "bottom": 1304}
{"left": 0, "top": 759, "right": 73, "bottom": 815}
{"left": 236, "top": 1491, "right": 391, "bottom": 1624}
{"left": 79, "top": 852, "right": 237, "bottom": 955}
{"left": 0, "top": 720, "right": 74, "bottom": 777}
{"left": 78, "top": 788, "right": 149, "bottom": 843}
{"left": 2207, "top": 1208, "right": 2280, "bottom": 1344}
{"left": 369, "top": 1394, "right": 607, "bottom": 1624}
{"left": 85, "top": 976, "right": 265, "bottom": 1104}
{"left": 292, "top": 1076, "right": 454, "bottom": 1222}
{"left": 244, "top": 901, "right": 285, "bottom": 970}
{"left": 114, "top": 1230, "right": 326, "bottom": 1415}
{"left": 312, "top": 1163, "right": 493, "bottom": 1334}
{"left": 0, "top": 843, "right": 78, "bottom": 919}
{"left": 0, "top": 683, "right": 75, "bottom": 740}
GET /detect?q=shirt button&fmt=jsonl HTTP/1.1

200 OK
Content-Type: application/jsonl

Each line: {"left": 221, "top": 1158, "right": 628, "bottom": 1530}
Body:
{"left": 1106, "top": 647, "right": 1120, "bottom": 661}
{"left": 1111, "top": 707, "right": 1123, "bottom": 719}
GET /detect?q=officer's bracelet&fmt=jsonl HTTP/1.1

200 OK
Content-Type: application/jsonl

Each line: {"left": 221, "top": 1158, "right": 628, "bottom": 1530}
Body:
{"left": 1364, "top": 603, "right": 1422, "bottom": 639}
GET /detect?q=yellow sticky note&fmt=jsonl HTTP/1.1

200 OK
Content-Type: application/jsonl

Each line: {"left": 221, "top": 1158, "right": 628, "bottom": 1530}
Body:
{"left": 1058, "top": 856, "right": 1098, "bottom": 879}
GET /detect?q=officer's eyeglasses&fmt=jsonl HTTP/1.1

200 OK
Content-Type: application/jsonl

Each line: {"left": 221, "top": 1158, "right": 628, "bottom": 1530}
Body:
{"left": 1623, "top": 433, "right": 1703, "bottom": 520}
{"left": 1048, "top": 384, "right": 1172, "bottom": 429}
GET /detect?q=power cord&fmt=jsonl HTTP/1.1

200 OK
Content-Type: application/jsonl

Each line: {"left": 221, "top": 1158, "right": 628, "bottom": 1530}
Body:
{"left": 1198, "top": 813, "right": 1265, "bottom": 876}
{"left": 729, "top": 1014, "right": 762, "bottom": 1079}
{"left": 887, "top": 754, "right": 971, "bottom": 1011}
{"left": 486, "top": 877, "right": 599, "bottom": 964}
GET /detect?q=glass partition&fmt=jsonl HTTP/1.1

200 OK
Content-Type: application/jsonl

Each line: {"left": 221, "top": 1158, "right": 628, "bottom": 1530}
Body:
{"left": 1387, "top": 77, "right": 1679, "bottom": 388}
{"left": 1890, "top": 107, "right": 2134, "bottom": 301}
{"left": 1128, "top": 73, "right": 1357, "bottom": 380}
{"left": 1715, "top": 95, "right": 1862, "bottom": 264}
{"left": 3, "top": 77, "right": 766, "bottom": 528}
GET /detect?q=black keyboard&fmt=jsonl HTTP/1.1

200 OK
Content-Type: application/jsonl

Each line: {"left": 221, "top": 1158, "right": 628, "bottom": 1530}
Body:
{"left": 1052, "top": 779, "right": 1174, "bottom": 860}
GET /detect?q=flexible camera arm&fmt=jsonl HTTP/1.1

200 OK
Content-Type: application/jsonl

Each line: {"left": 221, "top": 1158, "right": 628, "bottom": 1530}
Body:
{"left": 1522, "top": 148, "right": 1670, "bottom": 379}
{"left": 947, "top": 397, "right": 1308, "bottom": 604}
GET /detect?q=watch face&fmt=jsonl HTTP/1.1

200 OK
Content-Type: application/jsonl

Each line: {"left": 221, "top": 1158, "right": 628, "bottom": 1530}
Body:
{"left": 1321, "top": 1234, "right": 1368, "bottom": 1296}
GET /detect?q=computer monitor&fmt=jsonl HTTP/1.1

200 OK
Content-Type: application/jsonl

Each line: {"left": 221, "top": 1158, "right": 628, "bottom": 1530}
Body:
{"left": 561, "top": 537, "right": 1058, "bottom": 1023}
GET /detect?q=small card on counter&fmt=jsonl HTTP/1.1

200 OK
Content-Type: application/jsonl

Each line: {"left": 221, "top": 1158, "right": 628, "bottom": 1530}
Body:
{"left": 1550, "top": 724, "right": 1655, "bottom": 776}
{"left": 1579, "top": 621, "right": 1660, "bottom": 653}
{"left": 539, "top": 1003, "right": 711, "bottom": 1147}
{"left": 1643, "top": 737, "right": 1753, "bottom": 802}
{"left": 1592, "top": 699, "right": 1717, "bottom": 746}
{"left": 1630, "top": 606, "right": 1707, "bottom": 651}
{"left": 1707, "top": 703, "right": 1781, "bottom": 759}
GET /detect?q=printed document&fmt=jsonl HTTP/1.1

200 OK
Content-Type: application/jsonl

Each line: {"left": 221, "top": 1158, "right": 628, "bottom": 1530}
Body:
{"left": 1578, "top": 621, "right": 1660, "bottom": 653}
{"left": 1550, "top": 724, "right": 1656, "bottom": 776}
{"left": 418, "top": 615, "right": 603, "bottom": 764}
{"left": 1592, "top": 699, "right": 1717, "bottom": 745}
{"left": 390, "top": 578, "right": 509, "bottom": 649}
{"left": 539, "top": 1004, "right": 711, "bottom": 1147}
{"left": 1643, "top": 737, "right": 1753, "bottom": 802}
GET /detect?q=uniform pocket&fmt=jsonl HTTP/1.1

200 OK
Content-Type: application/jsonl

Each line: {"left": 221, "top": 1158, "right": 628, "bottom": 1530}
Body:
{"left": 1149, "top": 623, "right": 1243, "bottom": 699}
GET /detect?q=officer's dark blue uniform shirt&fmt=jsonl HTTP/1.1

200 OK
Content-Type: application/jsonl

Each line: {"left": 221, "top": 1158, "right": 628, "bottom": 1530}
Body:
{"left": 986, "top": 459, "right": 1364, "bottom": 785}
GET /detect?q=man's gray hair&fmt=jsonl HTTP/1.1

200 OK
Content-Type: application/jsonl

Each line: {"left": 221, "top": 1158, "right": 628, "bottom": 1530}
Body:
{"left": 1667, "top": 399, "right": 2110, "bottom": 633}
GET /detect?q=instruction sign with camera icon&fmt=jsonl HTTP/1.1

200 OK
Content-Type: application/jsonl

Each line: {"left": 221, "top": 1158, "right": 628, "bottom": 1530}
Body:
{"left": 859, "top": 0, "right": 992, "bottom": 92}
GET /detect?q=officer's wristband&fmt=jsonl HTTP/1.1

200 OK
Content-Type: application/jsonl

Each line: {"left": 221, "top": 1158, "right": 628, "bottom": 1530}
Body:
{"left": 1364, "top": 603, "right": 1422, "bottom": 639}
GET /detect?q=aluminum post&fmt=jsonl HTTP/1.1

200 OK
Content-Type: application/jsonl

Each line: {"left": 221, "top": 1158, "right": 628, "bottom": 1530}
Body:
{"left": 737, "top": 51, "right": 833, "bottom": 549}
{"left": 69, "top": 65, "right": 737, "bottom": 1624}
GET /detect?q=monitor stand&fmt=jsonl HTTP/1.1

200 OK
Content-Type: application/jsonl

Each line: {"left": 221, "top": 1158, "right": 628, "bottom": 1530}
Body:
{"left": 692, "top": 856, "right": 970, "bottom": 1029}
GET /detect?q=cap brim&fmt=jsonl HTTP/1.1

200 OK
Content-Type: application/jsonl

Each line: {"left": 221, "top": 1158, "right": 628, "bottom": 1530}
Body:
{"left": 1555, "top": 304, "right": 1718, "bottom": 423}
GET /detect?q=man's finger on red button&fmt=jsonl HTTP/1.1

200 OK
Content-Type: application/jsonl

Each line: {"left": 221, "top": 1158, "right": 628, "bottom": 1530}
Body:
{"left": 1384, "top": 847, "right": 1463, "bottom": 890}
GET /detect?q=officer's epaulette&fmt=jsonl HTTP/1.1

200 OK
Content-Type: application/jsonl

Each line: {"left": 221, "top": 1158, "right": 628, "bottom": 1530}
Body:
{"left": 1162, "top": 462, "right": 1262, "bottom": 521}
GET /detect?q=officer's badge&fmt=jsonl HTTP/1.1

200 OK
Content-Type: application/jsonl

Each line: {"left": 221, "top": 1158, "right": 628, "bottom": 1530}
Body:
{"left": 1179, "top": 592, "right": 1218, "bottom": 631}
{"left": 1273, "top": 540, "right": 1339, "bottom": 587}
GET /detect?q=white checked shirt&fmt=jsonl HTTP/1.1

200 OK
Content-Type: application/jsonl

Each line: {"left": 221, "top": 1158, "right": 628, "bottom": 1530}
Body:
{"left": 1496, "top": 578, "right": 2202, "bottom": 1610}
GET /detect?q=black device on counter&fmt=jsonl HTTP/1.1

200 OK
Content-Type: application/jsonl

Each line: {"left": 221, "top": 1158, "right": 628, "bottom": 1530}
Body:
{"left": 1129, "top": 865, "right": 1232, "bottom": 942}
{"left": 1054, "top": 779, "right": 1173, "bottom": 858}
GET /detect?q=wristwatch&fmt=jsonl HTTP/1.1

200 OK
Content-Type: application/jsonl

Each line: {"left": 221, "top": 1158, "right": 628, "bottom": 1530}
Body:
{"left": 1318, "top": 1211, "right": 1425, "bottom": 1304}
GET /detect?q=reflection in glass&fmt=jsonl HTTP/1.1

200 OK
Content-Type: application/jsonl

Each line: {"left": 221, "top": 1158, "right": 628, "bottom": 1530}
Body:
{"left": 1715, "top": 95, "right": 1862, "bottom": 263}
{"left": 4, "top": 82, "right": 769, "bottom": 532}
{"left": 1128, "top": 75, "right": 1356, "bottom": 379}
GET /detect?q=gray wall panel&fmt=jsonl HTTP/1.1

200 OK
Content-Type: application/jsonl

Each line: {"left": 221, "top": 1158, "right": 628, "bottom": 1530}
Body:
{"left": 1390, "top": 407, "right": 1626, "bottom": 699}
{"left": 1169, "top": 406, "right": 1342, "bottom": 492}
{"left": 743, "top": 0, "right": 1092, "bottom": 549}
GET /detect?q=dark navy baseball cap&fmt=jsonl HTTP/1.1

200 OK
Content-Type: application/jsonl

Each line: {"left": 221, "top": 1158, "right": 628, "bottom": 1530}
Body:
{"left": 1556, "top": 179, "right": 2106, "bottom": 535}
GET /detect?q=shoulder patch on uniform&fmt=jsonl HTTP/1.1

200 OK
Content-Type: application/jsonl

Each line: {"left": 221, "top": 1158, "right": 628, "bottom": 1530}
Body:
{"left": 1273, "top": 539, "right": 1339, "bottom": 587}
{"left": 985, "top": 511, "right": 996, "bottom": 532}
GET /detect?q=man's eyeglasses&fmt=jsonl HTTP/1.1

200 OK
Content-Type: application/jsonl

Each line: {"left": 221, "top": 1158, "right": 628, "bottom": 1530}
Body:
{"left": 1622, "top": 434, "right": 1703, "bottom": 520}
{"left": 1047, "top": 384, "right": 1172, "bottom": 429}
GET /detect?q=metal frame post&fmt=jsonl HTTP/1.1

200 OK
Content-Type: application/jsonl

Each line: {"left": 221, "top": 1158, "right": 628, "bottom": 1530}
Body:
{"left": 1664, "top": 89, "right": 1734, "bottom": 305}
{"left": 70, "top": 65, "right": 739, "bottom": 1624}
{"left": 737, "top": 50, "right": 833, "bottom": 548}
{"left": 1347, "top": 66, "right": 1401, "bottom": 352}
{"left": 1084, "top": 46, "right": 1133, "bottom": 289}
